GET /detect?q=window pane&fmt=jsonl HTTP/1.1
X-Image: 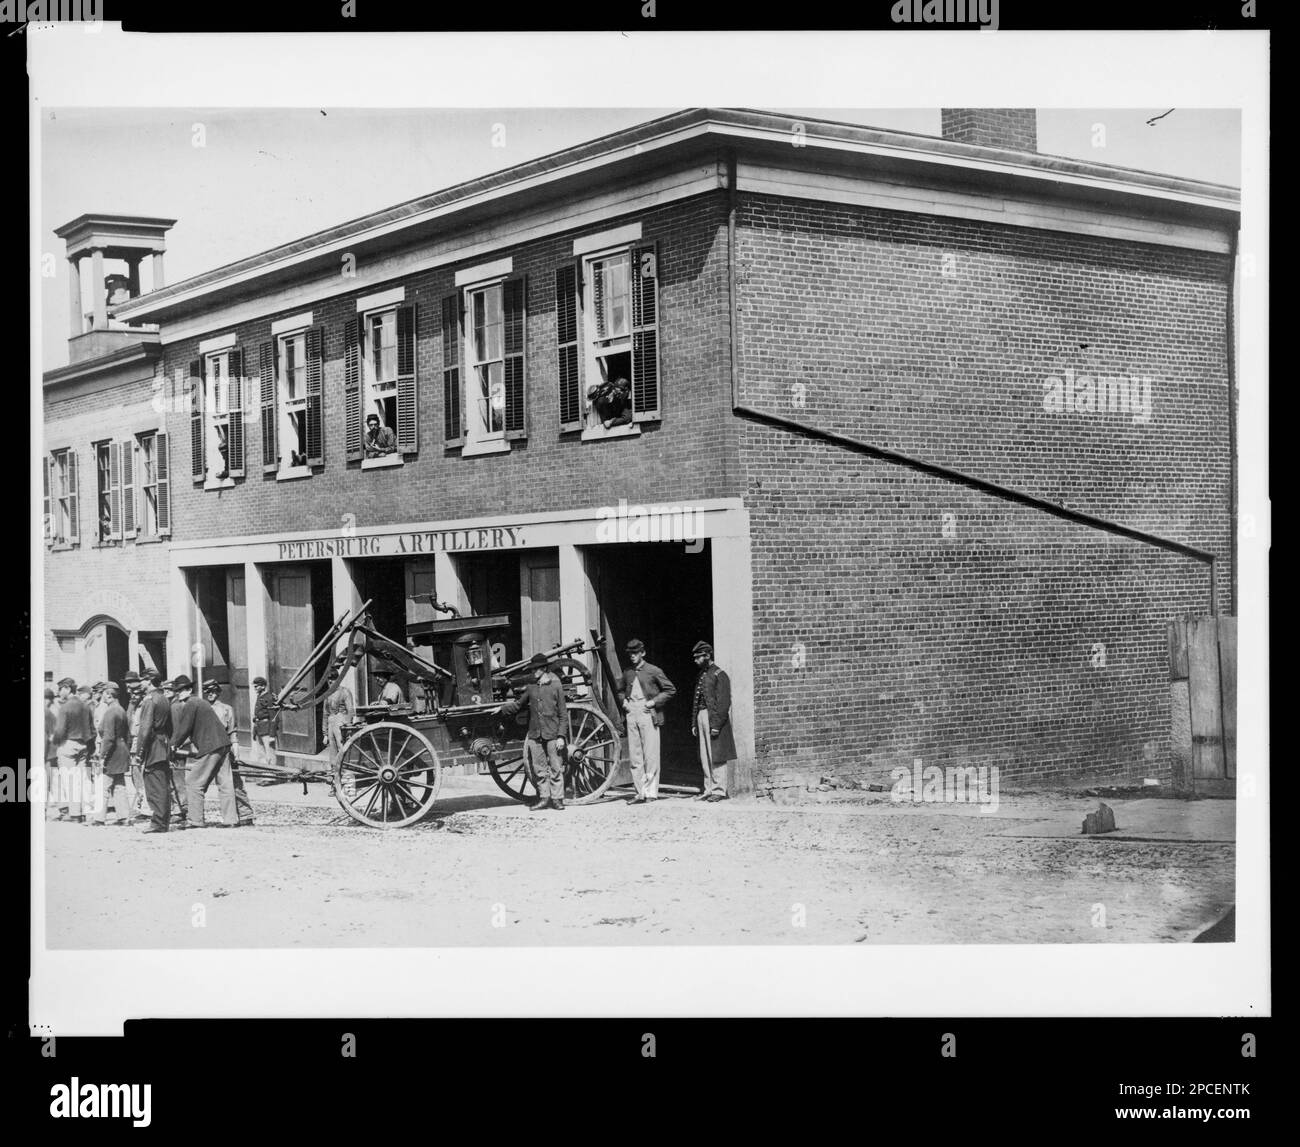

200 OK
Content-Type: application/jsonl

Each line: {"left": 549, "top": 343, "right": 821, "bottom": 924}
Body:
{"left": 593, "top": 253, "right": 631, "bottom": 340}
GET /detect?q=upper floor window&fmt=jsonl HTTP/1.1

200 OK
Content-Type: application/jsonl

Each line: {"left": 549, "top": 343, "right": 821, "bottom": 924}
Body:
{"left": 258, "top": 324, "right": 323, "bottom": 478}
{"left": 345, "top": 300, "right": 417, "bottom": 467}
{"left": 95, "top": 441, "right": 113, "bottom": 544}
{"left": 190, "top": 347, "right": 245, "bottom": 488}
{"left": 44, "top": 447, "right": 79, "bottom": 548}
{"left": 47, "top": 434, "right": 170, "bottom": 547}
{"left": 442, "top": 274, "right": 526, "bottom": 455}
{"left": 557, "top": 239, "right": 660, "bottom": 439}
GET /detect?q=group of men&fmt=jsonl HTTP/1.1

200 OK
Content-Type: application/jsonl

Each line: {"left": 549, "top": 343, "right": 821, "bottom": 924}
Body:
{"left": 43, "top": 672, "right": 256, "bottom": 833}
{"left": 499, "top": 637, "right": 735, "bottom": 811}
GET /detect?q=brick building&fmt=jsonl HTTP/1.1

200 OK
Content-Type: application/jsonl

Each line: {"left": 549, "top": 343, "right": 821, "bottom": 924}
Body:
{"left": 91, "top": 107, "right": 1238, "bottom": 792}
{"left": 42, "top": 214, "right": 177, "bottom": 689}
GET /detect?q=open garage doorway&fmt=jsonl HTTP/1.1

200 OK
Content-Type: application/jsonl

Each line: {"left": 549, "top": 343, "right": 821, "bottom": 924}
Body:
{"left": 353, "top": 556, "right": 441, "bottom": 707}
{"left": 586, "top": 540, "right": 714, "bottom": 790}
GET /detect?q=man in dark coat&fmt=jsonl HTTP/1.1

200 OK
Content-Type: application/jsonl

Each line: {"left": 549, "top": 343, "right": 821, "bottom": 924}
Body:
{"left": 135, "top": 672, "right": 174, "bottom": 833}
{"left": 90, "top": 683, "right": 134, "bottom": 825}
{"left": 172, "top": 676, "right": 237, "bottom": 828}
{"left": 690, "top": 641, "right": 736, "bottom": 802}
{"left": 252, "top": 676, "right": 279, "bottom": 767}
{"left": 53, "top": 677, "right": 96, "bottom": 821}
{"left": 614, "top": 639, "right": 676, "bottom": 804}
{"left": 497, "top": 653, "right": 569, "bottom": 811}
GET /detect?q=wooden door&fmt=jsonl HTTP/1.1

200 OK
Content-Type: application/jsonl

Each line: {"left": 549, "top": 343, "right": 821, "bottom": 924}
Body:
{"left": 226, "top": 568, "right": 250, "bottom": 745}
{"left": 520, "top": 553, "right": 561, "bottom": 658}
{"left": 268, "top": 567, "right": 316, "bottom": 754}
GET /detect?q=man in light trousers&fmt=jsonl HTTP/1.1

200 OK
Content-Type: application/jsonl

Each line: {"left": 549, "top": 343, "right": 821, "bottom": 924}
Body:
{"left": 615, "top": 639, "right": 676, "bottom": 804}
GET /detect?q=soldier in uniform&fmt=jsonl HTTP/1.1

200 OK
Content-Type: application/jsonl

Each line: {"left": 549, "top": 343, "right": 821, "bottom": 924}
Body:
{"left": 172, "top": 675, "right": 237, "bottom": 828}
{"left": 135, "top": 671, "right": 174, "bottom": 833}
{"left": 252, "top": 676, "right": 279, "bottom": 766}
{"left": 614, "top": 639, "right": 676, "bottom": 804}
{"left": 497, "top": 653, "right": 569, "bottom": 811}
{"left": 689, "top": 641, "right": 736, "bottom": 802}
{"left": 203, "top": 679, "right": 255, "bottom": 827}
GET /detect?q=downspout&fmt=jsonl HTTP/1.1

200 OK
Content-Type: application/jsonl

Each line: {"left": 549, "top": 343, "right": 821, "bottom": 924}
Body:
{"left": 726, "top": 148, "right": 739, "bottom": 412}
{"left": 1226, "top": 226, "right": 1239, "bottom": 615}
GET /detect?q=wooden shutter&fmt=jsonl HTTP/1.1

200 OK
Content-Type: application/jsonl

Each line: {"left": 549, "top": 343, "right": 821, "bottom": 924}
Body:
{"left": 227, "top": 348, "right": 245, "bottom": 478}
{"left": 190, "top": 357, "right": 205, "bottom": 483}
{"left": 503, "top": 276, "right": 526, "bottom": 440}
{"left": 108, "top": 442, "right": 122, "bottom": 540}
{"left": 396, "top": 303, "right": 418, "bottom": 454}
{"left": 122, "top": 440, "right": 136, "bottom": 538}
{"left": 65, "top": 450, "right": 79, "bottom": 543}
{"left": 42, "top": 456, "right": 51, "bottom": 547}
{"left": 441, "top": 294, "right": 464, "bottom": 448}
{"left": 156, "top": 433, "right": 171, "bottom": 536}
{"left": 344, "top": 316, "right": 363, "bottom": 462}
{"left": 305, "top": 324, "right": 324, "bottom": 467}
{"left": 631, "top": 241, "right": 661, "bottom": 421}
{"left": 260, "top": 340, "right": 277, "bottom": 474}
{"left": 557, "top": 263, "right": 582, "bottom": 431}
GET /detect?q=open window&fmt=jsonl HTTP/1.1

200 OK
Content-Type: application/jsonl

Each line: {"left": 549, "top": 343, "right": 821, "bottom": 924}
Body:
{"left": 94, "top": 441, "right": 114, "bottom": 544}
{"left": 260, "top": 325, "right": 324, "bottom": 478}
{"left": 559, "top": 240, "right": 660, "bottom": 440}
{"left": 192, "top": 348, "right": 245, "bottom": 488}
{"left": 347, "top": 303, "right": 417, "bottom": 467}
{"left": 446, "top": 274, "right": 526, "bottom": 456}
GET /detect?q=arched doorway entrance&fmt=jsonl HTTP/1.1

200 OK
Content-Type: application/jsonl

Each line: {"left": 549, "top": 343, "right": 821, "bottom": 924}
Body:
{"left": 79, "top": 615, "right": 131, "bottom": 687}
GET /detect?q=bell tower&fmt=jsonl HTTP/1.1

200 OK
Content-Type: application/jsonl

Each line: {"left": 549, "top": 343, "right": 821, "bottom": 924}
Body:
{"left": 53, "top": 213, "right": 176, "bottom": 363}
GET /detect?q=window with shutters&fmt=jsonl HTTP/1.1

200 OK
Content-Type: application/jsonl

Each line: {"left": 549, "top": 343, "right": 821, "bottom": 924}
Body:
{"left": 572, "top": 242, "right": 659, "bottom": 441}
{"left": 94, "top": 442, "right": 114, "bottom": 545}
{"left": 47, "top": 447, "right": 79, "bottom": 548}
{"left": 361, "top": 308, "right": 401, "bottom": 467}
{"left": 454, "top": 274, "right": 525, "bottom": 457}
{"left": 136, "top": 431, "right": 169, "bottom": 539}
{"left": 466, "top": 281, "right": 506, "bottom": 450}
{"left": 276, "top": 330, "right": 310, "bottom": 478}
{"left": 203, "top": 350, "right": 238, "bottom": 489}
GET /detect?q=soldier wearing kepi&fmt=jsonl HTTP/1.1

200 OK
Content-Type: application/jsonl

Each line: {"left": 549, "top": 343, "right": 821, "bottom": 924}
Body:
{"left": 135, "top": 671, "right": 174, "bottom": 833}
{"left": 690, "top": 641, "right": 736, "bottom": 802}
{"left": 172, "top": 676, "right": 238, "bottom": 829}
{"left": 52, "top": 678, "right": 96, "bottom": 822}
{"left": 203, "top": 679, "right": 255, "bottom": 827}
{"left": 497, "top": 653, "right": 569, "bottom": 811}
{"left": 615, "top": 639, "right": 676, "bottom": 804}
{"left": 251, "top": 676, "right": 279, "bottom": 766}
{"left": 90, "top": 683, "right": 135, "bottom": 825}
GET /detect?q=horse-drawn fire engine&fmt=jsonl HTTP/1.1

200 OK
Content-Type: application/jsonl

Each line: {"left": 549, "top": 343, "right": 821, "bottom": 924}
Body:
{"left": 235, "top": 598, "right": 627, "bottom": 828}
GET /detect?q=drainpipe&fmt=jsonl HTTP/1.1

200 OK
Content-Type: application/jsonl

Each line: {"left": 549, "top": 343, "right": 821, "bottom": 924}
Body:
{"left": 726, "top": 148, "right": 739, "bottom": 413}
{"left": 1226, "top": 226, "right": 1239, "bottom": 615}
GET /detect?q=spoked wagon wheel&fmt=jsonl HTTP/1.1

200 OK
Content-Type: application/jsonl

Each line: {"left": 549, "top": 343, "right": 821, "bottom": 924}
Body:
{"left": 486, "top": 701, "right": 622, "bottom": 805}
{"left": 335, "top": 721, "right": 442, "bottom": 829}
{"left": 562, "top": 701, "right": 622, "bottom": 804}
{"left": 549, "top": 657, "right": 594, "bottom": 701}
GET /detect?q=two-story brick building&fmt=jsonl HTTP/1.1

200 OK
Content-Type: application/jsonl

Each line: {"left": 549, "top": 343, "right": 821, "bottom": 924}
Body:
{"left": 42, "top": 214, "right": 177, "bottom": 690}
{"left": 101, "top": 107, "right": 1238, "bottom": 793}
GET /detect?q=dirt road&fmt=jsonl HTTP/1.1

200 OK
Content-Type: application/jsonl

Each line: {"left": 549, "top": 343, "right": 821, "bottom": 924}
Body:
{"left": 43, "top": 780, "right": 1234, "bottom": 948}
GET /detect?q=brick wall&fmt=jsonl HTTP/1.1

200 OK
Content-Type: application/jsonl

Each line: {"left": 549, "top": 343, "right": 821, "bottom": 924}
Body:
{"left": 735, "top": 193, "right": 1232, "bottom": 791}
{"left": 43, "top": 370, "right": 172, "bottom": 654}
{"left": 161, "top": 192, "right": 738, "bottom": 543}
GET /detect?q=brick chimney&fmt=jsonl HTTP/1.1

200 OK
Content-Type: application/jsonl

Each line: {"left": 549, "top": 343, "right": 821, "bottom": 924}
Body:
{"left": 940, "top": 108, "right": 1037, "bottom": 152}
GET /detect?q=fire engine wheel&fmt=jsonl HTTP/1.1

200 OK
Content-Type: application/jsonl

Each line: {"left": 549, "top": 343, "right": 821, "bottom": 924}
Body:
{"left": 486, "top": 701, "right": 623, "bottom": 806}
{"left": 549, "top": 657, "right": 594, "bottom": 700}
{"left": 335, "top": 722, "right": 443, "bottom": 829}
